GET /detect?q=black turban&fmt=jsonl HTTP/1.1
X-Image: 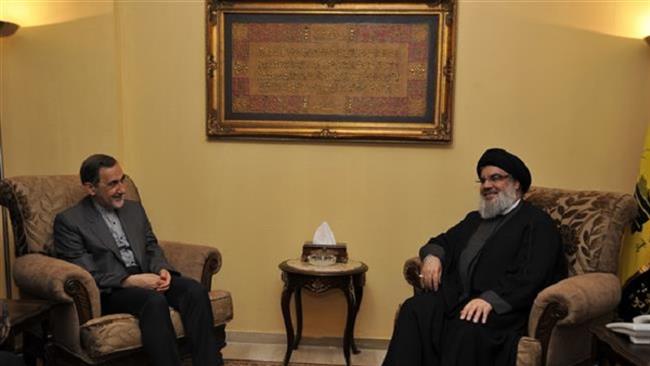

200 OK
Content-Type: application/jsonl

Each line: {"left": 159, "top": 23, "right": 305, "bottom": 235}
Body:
{"left": 476, "top": 148, "right": 531, "bottom": 193}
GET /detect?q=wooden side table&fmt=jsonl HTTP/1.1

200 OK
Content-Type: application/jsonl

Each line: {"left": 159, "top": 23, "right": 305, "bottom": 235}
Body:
{"left": 279, "top": 259, "right": 368, "bottom": 366}
{"left": 1, "top": 299, "right": 53, "bottom": 366}
{"left": 590, "top": 324, "right": 650, "bottom": 366}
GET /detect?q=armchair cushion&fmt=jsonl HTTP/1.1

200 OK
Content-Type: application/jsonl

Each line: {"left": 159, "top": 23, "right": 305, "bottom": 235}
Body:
{"left": 516, "top": 337, "right": 542, "bottom": 366}
{"left": 81, "top": 313, "right": 157, "bottom": 358}
{"left": 80, "top": 290, "right": 233, "bottom": 359}
{"left": 210, "top": 290, "right": 234, "bottom": 326}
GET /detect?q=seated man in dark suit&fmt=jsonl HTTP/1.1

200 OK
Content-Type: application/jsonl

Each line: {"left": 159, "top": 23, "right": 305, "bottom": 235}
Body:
{"left": 54, "top": 154, "right": 219, "bottom": 366}
{"left": 383, "top": 148, "right": 567, "bottom": 366}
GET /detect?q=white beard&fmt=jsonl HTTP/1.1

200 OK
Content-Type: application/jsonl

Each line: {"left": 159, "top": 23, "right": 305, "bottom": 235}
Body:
{"left": 478, "top": 184, "right": 519, "bottom": 219}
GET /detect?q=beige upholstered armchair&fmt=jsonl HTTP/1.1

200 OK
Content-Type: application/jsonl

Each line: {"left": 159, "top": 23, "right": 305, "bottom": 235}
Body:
{"left": 0, "top": 175, "right": 233, "bottom": 365}
{"left": 403, "top": 187, "right": 636, "bottom": 366}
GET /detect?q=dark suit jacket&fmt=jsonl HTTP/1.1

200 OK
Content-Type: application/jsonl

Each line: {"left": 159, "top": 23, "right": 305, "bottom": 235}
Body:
{"left": 54, "top": 196, "right": 176, "bottom": 293}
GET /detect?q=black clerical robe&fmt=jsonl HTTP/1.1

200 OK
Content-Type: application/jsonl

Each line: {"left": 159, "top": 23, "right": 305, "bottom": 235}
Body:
{"left": 383, "top": 201, "right": 566, "bottom": 366}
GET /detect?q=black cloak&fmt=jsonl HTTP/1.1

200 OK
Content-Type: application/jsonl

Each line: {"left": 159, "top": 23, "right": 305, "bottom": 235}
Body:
{"left": 383, "top": 201, "right": 566, "bottom": 366}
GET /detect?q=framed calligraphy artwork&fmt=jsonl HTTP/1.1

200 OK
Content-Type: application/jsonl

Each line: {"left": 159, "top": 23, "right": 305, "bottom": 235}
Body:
{"left": 206, "top": 0, "right": 456, "bottom": 143}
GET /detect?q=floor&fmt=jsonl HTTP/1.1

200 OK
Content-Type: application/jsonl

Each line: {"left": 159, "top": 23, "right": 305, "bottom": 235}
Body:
{"left": 223, "top": 341, "right": 387, "bottom": 366}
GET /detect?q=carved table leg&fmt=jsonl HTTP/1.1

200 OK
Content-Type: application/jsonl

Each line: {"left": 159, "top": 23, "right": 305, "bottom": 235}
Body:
{"left": 294, "top": 287, "right": 303, "bottom": 350}
{"left": 342, "top": 280, "right": 356, "bottom": 366}
{"left": 351, "top": 273, "right": 364, "bottom": 354}
{"left": 281, "top": 274, "right": 295, "bottom": 366}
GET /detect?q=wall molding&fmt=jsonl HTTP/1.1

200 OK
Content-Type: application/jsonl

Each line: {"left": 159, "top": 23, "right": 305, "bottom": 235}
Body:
{"left": 226, "top": 331, "right": 389, "bottom": 350}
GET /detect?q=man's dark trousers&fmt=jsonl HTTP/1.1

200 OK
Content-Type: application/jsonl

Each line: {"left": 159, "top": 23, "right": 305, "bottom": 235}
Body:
{"left": 101, "top": 275, "right": 218, "bottom": 366}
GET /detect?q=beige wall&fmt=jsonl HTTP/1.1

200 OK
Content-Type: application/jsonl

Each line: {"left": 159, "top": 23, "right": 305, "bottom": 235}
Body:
{"left": 1, "top": 1, "right": 649, "bottom": 340}
{"left": 0, "top": 2, "right": 123, "bottom": 298}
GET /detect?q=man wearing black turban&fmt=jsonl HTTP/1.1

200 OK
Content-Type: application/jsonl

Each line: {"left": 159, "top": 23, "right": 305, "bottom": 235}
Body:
{"left": 383, "top": 148, "right": 566, "bottom": 366}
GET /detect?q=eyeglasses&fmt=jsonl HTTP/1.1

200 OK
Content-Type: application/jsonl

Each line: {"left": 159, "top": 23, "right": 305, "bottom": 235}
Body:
{"left": 476, "top": 173, "right": 510, "bottom": 184}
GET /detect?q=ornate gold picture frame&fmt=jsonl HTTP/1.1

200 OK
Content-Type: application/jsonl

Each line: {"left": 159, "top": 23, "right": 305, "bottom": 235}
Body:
{"left": 206, "top": 1, "right": 456, "bottom": 143}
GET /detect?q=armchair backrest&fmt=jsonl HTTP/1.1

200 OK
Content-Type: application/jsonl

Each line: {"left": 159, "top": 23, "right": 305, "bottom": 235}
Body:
{"left": 0, "top": 175, "right": 140, "bottom": 257}
{"left": 525, "top": 187, "right": 636, "bottom": 276}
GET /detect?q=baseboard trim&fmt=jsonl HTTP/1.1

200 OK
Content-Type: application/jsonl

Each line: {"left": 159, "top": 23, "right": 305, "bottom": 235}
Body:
{"left": 226, "top": 331, "right": 389, "bottom": 350}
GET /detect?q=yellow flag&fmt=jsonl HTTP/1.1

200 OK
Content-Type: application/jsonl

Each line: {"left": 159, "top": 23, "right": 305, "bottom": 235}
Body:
{"left": 619, "top": 126, "right": 650, "bottom": 283}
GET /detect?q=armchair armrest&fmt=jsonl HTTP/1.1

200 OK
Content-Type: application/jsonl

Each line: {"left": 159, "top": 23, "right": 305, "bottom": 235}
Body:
{"left": 527, "top": 273, "right": 620, "bottom": 363}
{"left": 159, "top": 240, "right": 222, "bottom": 289}
{"left": 403, "top": 256, "right": 423, "bottom": 293}
{"left": 529, "top": 272, "right": 621, "bottom": 333}
{"left": 13, "top": 253, "right": 101, "bottom": 324}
